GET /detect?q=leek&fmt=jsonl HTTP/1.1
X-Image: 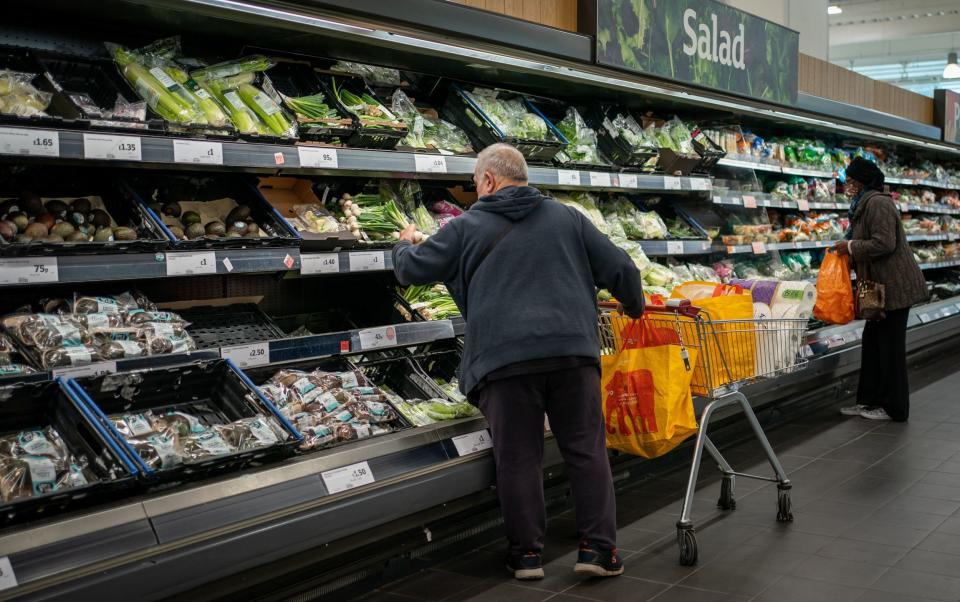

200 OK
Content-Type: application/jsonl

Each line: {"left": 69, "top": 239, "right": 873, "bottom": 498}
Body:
{"left": 237, "top": 82, "right": 292, "bottom": 136}
{"left": 107, "top": 43, "right": 196, "bottom": 123}
{"left": 191, "top": 55, "right": 274, "bottom": 81}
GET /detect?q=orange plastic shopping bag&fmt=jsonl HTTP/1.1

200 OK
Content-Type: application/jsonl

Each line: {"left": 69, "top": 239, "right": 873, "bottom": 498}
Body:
{"left": 601, "top": 316, "right": 699, "bottom": 459}
{"left": 813, "top": 250, "right": 855, "bottom": 325}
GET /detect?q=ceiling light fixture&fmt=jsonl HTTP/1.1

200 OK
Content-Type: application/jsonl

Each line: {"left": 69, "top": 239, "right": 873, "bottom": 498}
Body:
{"left": 945, "top": 52, "right": 960, "bottom": 79}
{"left": 827, "top": 5, "right": 842, "bottom": 15}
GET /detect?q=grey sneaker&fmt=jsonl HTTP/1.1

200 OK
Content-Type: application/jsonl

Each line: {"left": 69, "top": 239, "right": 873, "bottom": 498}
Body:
{"left": 840, "top": 404, "right": 868, "bottom": 416}
{"left": 860, "top": 407, "right": 892, "bottom": 421}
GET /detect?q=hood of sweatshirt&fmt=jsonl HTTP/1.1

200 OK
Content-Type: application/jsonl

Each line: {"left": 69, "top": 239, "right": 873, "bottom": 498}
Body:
{"left": 470, "top": 185, "right": 544, "bottom": 222}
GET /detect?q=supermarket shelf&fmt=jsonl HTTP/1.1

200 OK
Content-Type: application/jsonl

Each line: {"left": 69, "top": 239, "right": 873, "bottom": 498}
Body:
{"left": 780, "top": 166, "right": 836, "bottom": 179}
{"left": 718, "top": 240, "right": 836, "bottom": 254}
{"left": 906, "top": 233, "right": 959, "bottom": 243}
{"left": 899, "top": 203, "right": 960, "bottom": 215}
{"left": 298, "top": 250, "right": 393, "bottom": 275}
{"left": 714, "top": 158, "right": 837, "bottom": 180}
{"left": 638, "top": 240, "right": 713, "bottom": 256}
{"left": 887, "top": 176, "right": 960, "bottom": 190}
{"left": 918, "top": 258, "right": 960, "bottom": 271}
{"left": 711, "top": 193, "right": 848, "bottom": 212}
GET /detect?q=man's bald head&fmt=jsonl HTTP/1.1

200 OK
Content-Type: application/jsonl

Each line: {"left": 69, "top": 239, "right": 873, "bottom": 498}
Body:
{"left": 474, "top": 144, "right": 528, "bottom": 197}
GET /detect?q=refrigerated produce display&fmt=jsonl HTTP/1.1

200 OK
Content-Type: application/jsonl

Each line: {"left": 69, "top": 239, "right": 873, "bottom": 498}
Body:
{"left": 1, "top": 2, "right": 960, "bottom": 600}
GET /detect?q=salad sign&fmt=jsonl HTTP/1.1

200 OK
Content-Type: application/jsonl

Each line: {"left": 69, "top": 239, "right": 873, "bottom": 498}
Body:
{"left": 595, "top": 0, "right": 799, "bottom": 105}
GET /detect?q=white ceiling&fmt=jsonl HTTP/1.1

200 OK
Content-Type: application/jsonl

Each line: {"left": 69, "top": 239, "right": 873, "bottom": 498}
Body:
{"left": 829, "top": 0, "right": 960, "bottom": 96}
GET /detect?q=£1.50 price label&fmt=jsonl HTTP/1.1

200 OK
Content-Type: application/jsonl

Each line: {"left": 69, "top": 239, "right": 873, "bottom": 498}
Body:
{"left": 165, "top": 251, "right": 217, "bottom": 276}
{"left": 173, "top": 140, "right": 223, "bottom": 165}
{"left": 300, "top": 253, "right": 340, "bottom": 274}
{"left": 0, "top": 127, "right": 59, "bottom": 157}
{"left": 83, "top": 133, "right": 142, "bottom": 161}
{"left": 451, "top": 430, "right": 494, "bottom": 456}
{"left": 321, "top": 461, "right": 375, "bottom": 494}
{"left": 414, "top": 154, "right": 447, "bottom": 174}
{"left": 298, "top": 146, "right": 339, "bottom": 168}
{"left": 221, "top": 342, "right": 270, "bottom": 368}
{"left": 0, "top": 257, "right": 59, "bottom": 285}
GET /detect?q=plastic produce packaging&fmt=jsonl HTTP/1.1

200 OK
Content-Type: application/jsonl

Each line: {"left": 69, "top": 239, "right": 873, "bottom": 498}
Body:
{"left": 554, "top": 107, "right": 607, "bottom": 166}
{"left": 463, "top": 87, "right": 554, "bottom": 141}
{"left": 0, "top": 427, "right": 97, "bottom": 502}
{"left": 329, "top": 77, "right": 405, "bottom": 131}
{"left": 391, "top": 89, "right": 472, "bottom": 154}
{"left": 0, "top": 70, "right": 53, "bottom": 117}
{"left": 332, "top": 61, "right": 403, "bottom": 87}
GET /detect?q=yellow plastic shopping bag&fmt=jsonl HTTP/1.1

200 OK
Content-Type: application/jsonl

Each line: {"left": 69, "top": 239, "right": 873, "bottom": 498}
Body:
{"left": 601, "top": 316, "right": 699, "bottom": 459}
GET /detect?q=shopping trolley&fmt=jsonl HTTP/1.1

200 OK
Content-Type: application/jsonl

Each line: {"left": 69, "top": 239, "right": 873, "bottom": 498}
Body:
{"left": 598, "top": 299, "right": 809, "bottom": 566}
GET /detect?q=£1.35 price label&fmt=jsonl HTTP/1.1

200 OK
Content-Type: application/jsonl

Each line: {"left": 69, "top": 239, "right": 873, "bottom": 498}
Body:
{"left": 165, "top": 251, "right": 217, "bottom": 276}
{"left": 300, "top": 253, "right": 340, "bottom": 274}
{"left": 83, "top": 133, "right": 142, "bottom": 161}
{"left": 451, "top": 430, "right": 494, "bottom": 456}
{"left": 173, "top": 140, "right": 223, "bottom": 165}
{"left": 221, "top": 343, "right": 270, "bottom": 368}
{"left": 414, "top": 154, "right": 447, "bottom": 174}
{"left": 358, "top": 326, "right": 397, "bottom": 351}
{"left": 0, "top": 257, "right": 59, "bottom": 284}
{"left": 0, "top": 127, "right": 59, "bottom": 157}
{"left": 321, "top": 461, "right": 375, "bottom": 494}
{"left": 298, "top": 146, "right": 339, "bottom": 168}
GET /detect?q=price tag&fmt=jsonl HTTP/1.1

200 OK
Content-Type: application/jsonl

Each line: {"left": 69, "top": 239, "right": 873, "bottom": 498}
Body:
{"left": 664, "top": 176, "right": 682, "bottom": 190}
{"left": 557, "top": 169, "right": 581, "bottom": 186}
{"left": 321, "top": 461, "right": 375, "bottom": 494}
{"left": 301, "top": 253, "right": 340, "bottom": 274}
{"left": 918, "top": 313, "right": 932, "bottom": 323}
{"left": 589, "top": 171, "right": 612, "bottom": 187}
{"left": 451, "top": 430, "right": 494, "bottom": 456}
{"left": 666, "top": 241, "right": 684, "bottom": 255}
{"left": 797, "top": 199, "right": 810, "bottom": 211}
{"left": 221, "top": 342, "right": 270, "bottom": 368}
{"left": 173, "top": 139, "right": 223, "bottom": 165}
{"left": 414, "top": 154, "right": 447, "bottom": 174}
{"left": 726, "top": 245, "right": 737, "bottom": 254}
{"left": 0, "top": 557, "right": 17, "bottom": 591}
{"left": 691, "top": 178, "right": 712, "bottom": 191}
{"left": 297, "top": 146, "right": 339, "bottom": 168}
{"left": 0, "top": 127, "right": 59, "bottom": 157}
{"left": 751, "top": 242, "right": 767, "bottom": 254}
{"left": 52, "top": 361, "right": 117, "bottom": 379}
{"left": 83, "top": 133, "right": 141, "bottom": 161}
{"left": 618, "top": 173, "right": 638, "bottom": 188}
{"left": 742, "top": 195, "right": 758, "bottom": 209}
{"left": 0, "top": 257, "right": 59, "bottom": 284}
{"left": 712, "top": 195, "right": 722, "bottom": 204}
{"left": 350, "top": 251, "right": 385, "bottom": 272}
{"left": 166, "top": 251, "right": 217, "bottom": 276}
{"left": 358, "top": 325, "right": 397, "bottom": 350}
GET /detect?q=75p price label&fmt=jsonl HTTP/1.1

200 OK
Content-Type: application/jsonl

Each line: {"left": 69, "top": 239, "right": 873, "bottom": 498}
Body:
{"left": 83, "top": 133, "right": 142, "bottom": 161}
{"left": 0, "top": 257, "right": 59, "bottom": 284}
{"left": 0, "top": 127, "right": 59, "bottom": 157}
{"left": 221, "top": 342, "right": 270, "bottom": 368}
{"left": 321, "top": 461, "right": 375, "bottom": 494}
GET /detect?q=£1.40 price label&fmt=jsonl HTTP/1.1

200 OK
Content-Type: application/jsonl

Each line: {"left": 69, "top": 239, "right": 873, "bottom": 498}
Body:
{"left": 165, "top": 251, "right": 217, "bottom": 276}
{"left": 0, "top": 127, "right": 59, "bottom": 157}
{"left": 0, "top": 257, "right": 59, "bottom": 285}
{"left": 221, "top": 343, "right": 270, "bottom": 368}
{"left": 298, "top": 146, "right": 339, "bottom": 168}
{"left": 414, "top": 154, "right": 447, "bottom": 174}
{"left": 300, "top": 253, "right": 340, "bottom": 274}
{"left": 173, "top": 140, "right": 223, "bottom": 165}
{"left": 358, "top": 326, "right": 397, "bottom": 351}
{"left": 321, "top": 461, "right": 375, "bottom": 494}
{"left": 451, "top": 430, "right": 494, "bottom": 456}
{"left": 83, "top": 133, "right": 142, "bottom": 161}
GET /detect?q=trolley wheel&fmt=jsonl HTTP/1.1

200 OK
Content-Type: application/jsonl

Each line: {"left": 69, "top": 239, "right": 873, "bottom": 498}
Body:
{"left": 776, "top": 486, "right": 794, "bottom": 522}
{"left": 717, "top": 476, "right": 736, "bottom": 511}
{"left": 677, "top": 526, "right": 698, "bottom": 566}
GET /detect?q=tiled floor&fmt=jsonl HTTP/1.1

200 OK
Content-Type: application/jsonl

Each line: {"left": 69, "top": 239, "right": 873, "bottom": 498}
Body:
{"left": 362, "top": 367, "right": 960, "bottom": 602}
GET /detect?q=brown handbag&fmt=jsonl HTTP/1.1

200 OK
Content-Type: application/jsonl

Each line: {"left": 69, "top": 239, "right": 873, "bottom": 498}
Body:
{"left": 855, "top": 256, "right": 885, "bottom": 320}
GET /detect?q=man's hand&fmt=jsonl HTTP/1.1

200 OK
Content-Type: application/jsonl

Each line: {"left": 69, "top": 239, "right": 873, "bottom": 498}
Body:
{"left": 833, "top": 240, "right": 850, "bottom": 256}
{"left": 399, "top": 224, "right": 418, "bottom": 243}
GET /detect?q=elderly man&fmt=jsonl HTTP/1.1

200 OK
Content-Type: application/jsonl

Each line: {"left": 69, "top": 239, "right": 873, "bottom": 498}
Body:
{"left": 392, "top": 143, "right": 644, "bottom": 580}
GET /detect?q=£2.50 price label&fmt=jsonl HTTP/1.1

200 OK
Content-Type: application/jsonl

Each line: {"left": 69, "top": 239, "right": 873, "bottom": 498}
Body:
{"left": 0, "top": 127, "right": 59, "bottom": 157}
{"left": 221, "top": 343, "right": 270, "bottom": 368}
{"left": 414, "top": 154, "right": 447, "bottom": 174}
{"left": 451, "top": 430, "right": 494, "bottom": 456}
{"left": 321, "top": 461, "right": 375, "bottom": 494}
{"left": 173, "top": 140, "right": 223, "bottom": 165}
{"left": 166, "top": 251, "right": 217, "bottom": 276}
{"left": 83, "top": 133, "right": 142, "bottom": 161}
{"left": 358, "top": 326, "right": 397, "bottom": 351}
{"left": 0, "top": 257, "right": 58, "bottom": 284}
{"left": 298, "top": 146, "right": 339, "bottom": 168}
{"left": 300, "top": 253, "right": 340, "bottom": 274}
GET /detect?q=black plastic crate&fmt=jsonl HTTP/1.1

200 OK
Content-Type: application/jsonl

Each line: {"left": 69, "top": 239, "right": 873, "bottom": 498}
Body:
{"left": 690, "top": 126, "right": 727, "bottom": 173}
{"left": 34, "top": 50, "right": 166, "bottom": 134}
{"left": 590, "top": 105, "right": 659, "bottom": 171}
{"left": 0, "top": 379, "right": 138, "bottom": 525}
{"left": 267, "top": 61, "right": 355, "bottom": 143}
{"left": 440, "top": 84, "right": 566, "bottom": 163}
{"left": 0, "top": 45, "right": 78, "bottom": 129}
{"left": 123, "top": 173, "right": 300, "bottom": 250}
{"left": 179, "top": 303, "right": 285, "bottom": 350}
{"left": 67, "top": 359, "right": 301, "bottom": 484}
{"left": 322, "top": 72, "right": 407, "bottom": 149}
{"left": 525, "top": 100, "right": 615, "bottom": 171}
{"left": 0, "top": 170, "right": 171, "bottom": 257}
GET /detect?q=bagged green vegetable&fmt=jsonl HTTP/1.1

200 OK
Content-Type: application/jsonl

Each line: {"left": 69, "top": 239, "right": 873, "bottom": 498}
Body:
{"left": 0, "top": 71, "right": 53, "bottom": 117}
{"left": 554, "top": 106, "right": 607, "bottom": 166}
{"left": 332, "top": 61, "right": 403, "bottom": 87}
{"left": 391, "top": 89, "right": 472, "bottom": 154}
{"left": 463, "top": 87, "right": 553, "bottom": 141}
{"left": 107, "top": 42, "right": 204, "bottom": 125}
{"left": 330, "top": 77, "right": 404, "bottom": 131}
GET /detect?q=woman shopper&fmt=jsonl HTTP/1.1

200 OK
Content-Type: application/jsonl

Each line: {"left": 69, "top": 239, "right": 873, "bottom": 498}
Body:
{"left": 834, "top": 156, "right": 928, "bottom": 422}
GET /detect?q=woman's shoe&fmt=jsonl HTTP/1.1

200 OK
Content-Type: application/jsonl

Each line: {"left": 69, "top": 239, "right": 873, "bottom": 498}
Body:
{"left": 860, "top": 407, "right": 892, "bottom": 421}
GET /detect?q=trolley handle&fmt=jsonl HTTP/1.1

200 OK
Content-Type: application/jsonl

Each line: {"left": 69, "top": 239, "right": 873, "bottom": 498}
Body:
{"left": 599, "top": 299, "right": 702, "bottom": 318}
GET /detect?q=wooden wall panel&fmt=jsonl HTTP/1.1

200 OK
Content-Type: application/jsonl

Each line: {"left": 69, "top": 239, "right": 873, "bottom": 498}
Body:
{"left": 442, "top": 0, "right": 577, "bottom": 31}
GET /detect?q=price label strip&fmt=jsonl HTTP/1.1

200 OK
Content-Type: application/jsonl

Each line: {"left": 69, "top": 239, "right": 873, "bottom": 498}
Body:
{"left": 221, "top": 342, "right": 270, "bottom": 368}
{"left": 357, "top": 325, "right": 397, "bottom": 351}
{"left": 322, "top": 461, "right": 375, "bottom": 494}
{"left": 0, "top": 127, "right": 59, "bottom": 157}
{"left": 666, "top": 241, "right": 685, "bottom": 255}
{"left": 556, "top": 169, "right": 581, "bottom": 186}
{"left": 173, "top": 140, "right": 223, "bottom": 165}
{"left": 349, "top": 251, "right": 385, "bottom": 272}
{"left": 691, "top": 178, "right": 712, "bottom": 191}
{"left": 0, "top": 556, "right": 17, "bottom": 592}
{"left": 298, "top": 146, "right": 339, "bottom": 169}
{"left": 83, "top": 133, "right": 142, "bottom": 161}
{"left": 414, "top": 154, "right": 448, "bottom": 174}
{"left": 589, "top": 171, "right": 612, "bottom": 187}
{"left": 742, "top": 195, "right": 758, "bottom": 209}
{"left": 617, "top": 173, "right": 638, "bottom": 188}
{"left": 0, "top": 257, "right": 59, "bottom": 285}
{"left": 751, "top": 242, "right": 767, "bottom": 254}
{"left": 663, "top": 176, "right": 682, "bottom": 190}
{"left": 166, "top": 251, "right": 217, "bottom": 276}
{"left": 451, "top": 430, "right": 494, "bottom": 456}
{"left": 52, "top": 361, "right": 117, "bottom": 379}
{"left": 300, "top": 253, "right": 340, "bottom": 275}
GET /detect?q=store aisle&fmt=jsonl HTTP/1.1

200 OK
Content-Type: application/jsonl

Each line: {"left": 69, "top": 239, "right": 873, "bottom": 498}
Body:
{"left": 361, "top": 367, "right": 960, "bottom": 602}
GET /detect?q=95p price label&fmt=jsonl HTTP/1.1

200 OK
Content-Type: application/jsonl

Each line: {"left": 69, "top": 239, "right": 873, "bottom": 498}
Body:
{"left": 298, "top": 146, "right": 338, "bottom": 168}
{"left": 322, "top": 461, "right": 375, "bottom": 494}
{"left": 83, "top": 133, "right": 142, "bottom": 161}
{"left": 0, "top": 127, "right": 59, "bottom": 157}
{"left": 221, "top": 342, "right": 270, "bottom": 368}
{"left": 0, "top": 257, "right": 59, "bottom": 284}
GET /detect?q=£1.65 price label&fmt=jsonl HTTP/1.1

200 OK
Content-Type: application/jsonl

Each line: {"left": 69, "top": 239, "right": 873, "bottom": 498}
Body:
{"left": 451, "top": 430, "right": 494, "bottom": 456}
{"left": 298, "top": 146, "right": 339, "bottom": 169}
{"left": 414, "top": 154, "right": 448, "bottom": 174}
{"left": 173, "top": 140, "right": 223, "bottom": 165}
{"left": 83, "top": 133, "right": 142, "bottom": 161}
{"left": 221, "top": 342, "right": 270, "bottom": 368}
{"left": 358, "top": 326, "right": 397, "bottom": 351}
{"left": 300, "top": 253, "right": 340, "bottom": 274}
{"left": 0, "top": 127, "right": 59, "bottom": 158}
{"left": 0, "top": 257, "right": 59, "bottom": 285}
{"left": 165, "top": 251, "right": 217, "bottom": 276}
{"left": 321, "top": 461, "right": 375, "bottom": 494}
{"left": 350, "top": 251, "right": 385, "bottom": 272}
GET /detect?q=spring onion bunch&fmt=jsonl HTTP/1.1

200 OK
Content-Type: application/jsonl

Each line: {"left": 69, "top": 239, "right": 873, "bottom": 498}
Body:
{"left": 402, "top": 284, "right": 459, "bottom": 320}
{"left": 338, "top": 193, "right": 419, "bottom": 242}
{"left": 284, "top": 92, "right": 341, "bottom": 122}
{"left": 331, "top": 78, "right": 405, "bottom": 130}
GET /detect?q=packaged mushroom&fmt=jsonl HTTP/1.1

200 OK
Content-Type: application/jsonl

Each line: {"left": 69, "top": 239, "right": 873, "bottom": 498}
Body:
{"left": 152, "top": 198, "right": 265, "bottom": 241}
{"left": 0, "top": 194, "right": 138, "bottom": 244}
{"left": 40, "top": 345, "right": 102, "bottom": 370}
{"left": 0, "top": 426, "right": 97, "bottom": 502}
{"left": 73, "top": 292, "right": 142, "bottom": 316}
{"left": 214, "top": 415, "right": 285, "bottom": 452}
{"left": 99, "top": 339, "right": 149, "bottom": 360}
